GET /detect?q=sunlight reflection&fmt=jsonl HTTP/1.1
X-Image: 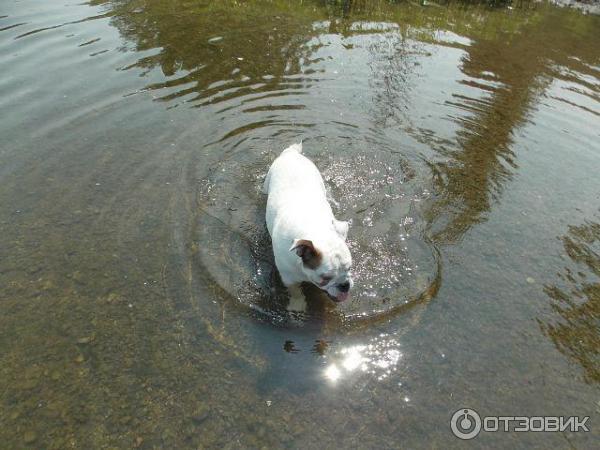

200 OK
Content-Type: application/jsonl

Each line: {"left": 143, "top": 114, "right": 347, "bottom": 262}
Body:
{"left": 341, "top": 346, "right": 365, "bottom": 371}
{"left": 323, "top": 335, "right": 403, "bottom": 383}
{"left": 325, "top": 364, "right": 342, "bottom": 382}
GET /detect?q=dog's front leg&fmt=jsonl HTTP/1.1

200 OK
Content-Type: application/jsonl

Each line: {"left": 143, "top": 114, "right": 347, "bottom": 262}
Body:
{"left": 287, "top": 284, "right": 307, "bottom": 312}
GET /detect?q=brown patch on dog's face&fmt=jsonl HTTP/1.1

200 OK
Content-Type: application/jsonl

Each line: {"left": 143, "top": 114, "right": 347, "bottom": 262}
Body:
{"left": 291, "top": 239, "right": 322, "bottom": 269}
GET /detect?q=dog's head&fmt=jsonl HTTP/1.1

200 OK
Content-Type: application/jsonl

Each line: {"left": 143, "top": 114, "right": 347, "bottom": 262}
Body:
{"left": 290, "top": 219, "right": 353, "bottom": 302}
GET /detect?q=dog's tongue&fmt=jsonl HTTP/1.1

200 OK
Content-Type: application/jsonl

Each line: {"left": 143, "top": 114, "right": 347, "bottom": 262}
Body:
{"left": 336, "top": 292, "right": 349, "bottom": 302}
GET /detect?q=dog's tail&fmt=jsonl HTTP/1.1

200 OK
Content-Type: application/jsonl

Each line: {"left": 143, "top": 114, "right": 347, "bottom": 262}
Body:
{"left": 281, "top": 141, "right": 303, "bottom": 155}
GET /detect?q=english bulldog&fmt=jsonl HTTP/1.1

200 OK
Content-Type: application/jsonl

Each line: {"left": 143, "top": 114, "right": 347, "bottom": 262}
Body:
{"left": 263, "top": 142, "right": 353, "bottom": 310}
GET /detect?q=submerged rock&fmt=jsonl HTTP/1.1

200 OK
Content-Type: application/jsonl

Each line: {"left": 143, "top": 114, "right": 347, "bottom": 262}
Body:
{"left": 23, "top": 431, "right": 37, "bottom": 444}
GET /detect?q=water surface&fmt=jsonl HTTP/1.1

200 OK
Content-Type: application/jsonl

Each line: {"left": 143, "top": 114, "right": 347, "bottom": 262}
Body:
{"left": 1, "top": 0, "right": 599, "bottom": 448}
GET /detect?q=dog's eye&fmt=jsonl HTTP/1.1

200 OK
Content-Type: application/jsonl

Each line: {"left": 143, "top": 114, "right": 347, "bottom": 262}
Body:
{"left": 321, "top": 276, "right": 333, "bottom": 282}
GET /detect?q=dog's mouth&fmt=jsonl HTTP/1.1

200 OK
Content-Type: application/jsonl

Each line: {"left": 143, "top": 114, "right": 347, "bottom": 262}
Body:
{"left": 326, "top": 291, "right": 349, "bottom": 303}
{"left": 313, "top": 282, "right": 350, "bottom": 303}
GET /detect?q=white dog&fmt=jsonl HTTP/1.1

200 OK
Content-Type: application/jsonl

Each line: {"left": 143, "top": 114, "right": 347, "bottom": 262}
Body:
{"left": 263, "top": 142, "right": 353, "bottom": 309}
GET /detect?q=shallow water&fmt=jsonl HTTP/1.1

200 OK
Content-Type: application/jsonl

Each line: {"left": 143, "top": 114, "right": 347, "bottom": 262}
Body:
{"left": 1, "top": 0, "right": 599, "bottom": 448}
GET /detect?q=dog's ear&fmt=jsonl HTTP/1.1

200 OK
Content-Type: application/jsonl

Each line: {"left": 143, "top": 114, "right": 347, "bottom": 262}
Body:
{"left": 290, "top": 239, "right": 322, "bottom": 269}
{"left": 332, "top": 219, "right": 349, "bottom": 240}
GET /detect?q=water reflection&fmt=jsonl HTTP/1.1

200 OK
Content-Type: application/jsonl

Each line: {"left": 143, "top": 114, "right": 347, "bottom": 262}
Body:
{"left": 539, "top": 216, "right": 600, "bottom": 384}
{"left": 325, "top": 363, "right": 343, "bottom": 381}
{"left": 323, "top": 333, "right": 404, "bottom": 383}
{"left": 91, "top": 0, "right": 321, "bottom": 108}
{"left": 417, "top": 18, "right": 559, "bottom": 242}
{"left": 368, "top": 5, "right": 600, "bottom": 243}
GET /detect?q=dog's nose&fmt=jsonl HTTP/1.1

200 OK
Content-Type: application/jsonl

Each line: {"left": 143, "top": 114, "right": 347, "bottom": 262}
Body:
{"left": 338, "top": 281, "right": 350, "bottom": 293}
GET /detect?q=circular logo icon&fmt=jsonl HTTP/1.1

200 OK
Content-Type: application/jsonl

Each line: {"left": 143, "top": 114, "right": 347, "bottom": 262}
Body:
{"left": 451, "top": 408, "right": 482, "bottom": 440}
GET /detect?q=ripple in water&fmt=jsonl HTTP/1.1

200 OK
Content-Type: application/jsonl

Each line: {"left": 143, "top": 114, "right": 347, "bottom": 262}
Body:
{"left": 194, "top": 140, "right": 439, "bottom": 327}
